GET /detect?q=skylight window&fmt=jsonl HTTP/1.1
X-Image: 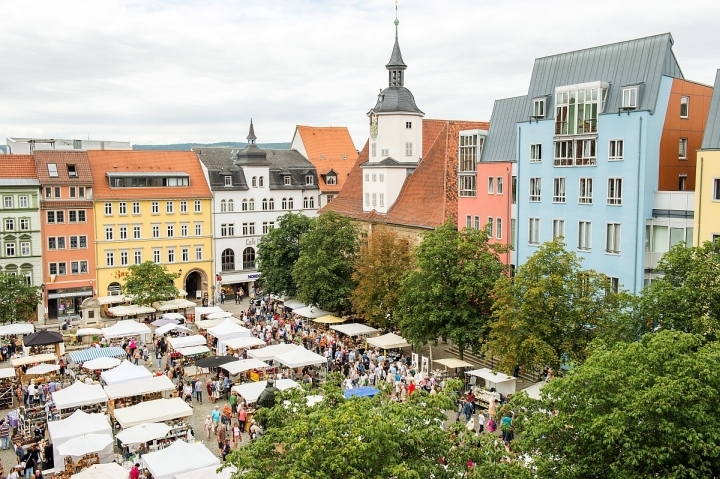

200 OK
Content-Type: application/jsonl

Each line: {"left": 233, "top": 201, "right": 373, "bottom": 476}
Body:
{"left": 47, "top": 163, "right": 59, "bottom": 177}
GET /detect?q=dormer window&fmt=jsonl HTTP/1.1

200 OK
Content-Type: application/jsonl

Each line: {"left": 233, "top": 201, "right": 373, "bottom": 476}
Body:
{"left": 555, "top": 82, "right": 608, "bottom": 135}
{"left": 47, "top": 163, "right": 58, "bottom": 177}
{"left": 67, "top": 165, "right": 78, "bottom": 177}
{"left": 224, "top": 176, "right": 232, "bottom": 186}
{"left": 622, "top": 87, "right": 638, "bottom": 109}
{"left": 284, "top": 176, "right": 291, "bottom": 186}
{"left": 326, "top": 175, "right": 337, "bottom": 186}
{"left": 532, "top": 98, "right": 545, "bottom": 118}
{"left": 305, "top": 175, "right": 314, "bottom": 186}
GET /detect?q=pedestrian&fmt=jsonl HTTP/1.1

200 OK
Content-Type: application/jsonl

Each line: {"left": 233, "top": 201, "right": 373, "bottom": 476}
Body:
{"left": 133, "top": 348, "right": 140, "bottom": 366}
{"left": 183, "top": 382, "right": 193, "bottom": 404}
{"left": 14, "top": 443, "right": 24, "bottom": 465}
{"left": 229, "top": 391, "right": 237, "bottom": 414}
{"left": 194, "top": 379, "right": 203, "bottom": 403}
{"left": 211, "top": 405, "right": 221, "bottom": 431}
{"left": 220, "top": 292, "right": 225, "bottom": 304}
{"left": 221, "top": 439, "right": 231, "bottom": 461}
{"left": 232, "top": 421, "right": 241, "bottom": 448}
{"left": 477, "top": 412, "right": 485, "bottom": 434}
{"left": 129, "top": 463, "right": 140, "bottom": 479}
{"left": 204, "top": 415, "right": 213, "bottom": 440}
{"left": 206, "top": 379, "right": 214, "bottom": 403}
{"left": 238, "top": 405, "right": 247, "bottom": 433}
{"left": 155, "top": 350, "right": 163, "bottom": 370}
{"left": 216, "top": 422, "right": 227, "bottom": 450}
{"left": 0, "top": 420, "right": 10, "bottom": 450}
{"left": 22, "top": 445, "right": 39, "bottom": 479}
{"left": 463, "top": 398, "right": 474, "bottom": 423}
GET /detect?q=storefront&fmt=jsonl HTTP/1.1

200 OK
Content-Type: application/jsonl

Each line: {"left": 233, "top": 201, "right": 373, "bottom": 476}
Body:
{"left": 47, "top": 287, "right": 93, "bottom": 320}
{"left": 219, "top": 272, "right": 260, "bottom": 301}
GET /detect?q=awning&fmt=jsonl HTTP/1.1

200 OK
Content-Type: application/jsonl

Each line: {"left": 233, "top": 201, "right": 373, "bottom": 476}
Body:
{"left": 433, "top": 358, "right": 474, "bottom": 369}
{"left": 98, "top": 295, "right": 125, "bottom": 305}
{"left": 282, "top": 299, "right": 306, "bottom": 310}
{"left": 194, "top": 306, "right": 223, "bottom": 316}
{"left": 48, "top": 290, "right": 92, "bottom": 299}
{"left": 331, "top": 323, "right": 379, "bottom": 336}
{"left": 114, "top": 398, "right": 193, "bottom": 429}
{"left": 52, "top": 381, "right": 108, "bottom": 410}
{"left": 221, "top": 358, "right": 270, "bottom": 375}
{"left": 222, "top": 337, "right": 266, "bottom": 350}
{"left": 176, "top": 345, "right": 211, "bottom": 356}
{"left": 0, "top": 368, "right": 16, "bottom": 379}
{"left": 68, "top": 347, "right": 127, "bottom": 363}
{"left": 11, "top": 353, "right": 58, "bottom": 367}
{"left": 275, "top": 346, "right": 327, "bottom": 368}
{"left": 168, "top": 335, "right": 205, "bottom": 349}
{"left": 142, "top": 440, "right": 219, "bottom": 479}
{"left": 104, "top": 375, "right": 175, "bottom": 399}
{"left": 247, "top": 343, "right": 299, "bottom": 361}
{"left": 366, "top": 333, "right": 410, "bottom": 350}
{"left": 293, "top": 306, "right": 331, "bottom": 319}
{"left": 312, "top": 315, "right": 346, "bottom": 324}
{"left": 0, "top": 323, "right": 34, "bottom": 336}
{"left": 101, "top": 320, "right": 151, "bottom": 339}
{"left": 231, "top": 379, "right": 299, "bottom": 404}
{"left": 466, "top": 368, "right": 515, "bottom": 382}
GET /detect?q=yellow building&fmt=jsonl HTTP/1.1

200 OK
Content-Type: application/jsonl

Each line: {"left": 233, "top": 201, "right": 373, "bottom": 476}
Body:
{"left": 87, "top": 151, "right": 214, "bottom": 300}
{"left": 694, "top": 70, "right": 720, "bottom": 245}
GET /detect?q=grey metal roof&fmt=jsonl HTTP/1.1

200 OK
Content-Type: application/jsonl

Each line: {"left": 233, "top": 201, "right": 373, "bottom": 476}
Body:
{"left": 369, "top": 86, "right": 424, "bottom": 115}
{"left": 386, "top": 36, "right": 406, "bottom": 69}
{"left": 481, "top": 96, "right": 528, "bottom": 162}
{"left": 527, "top": 33, "right": 683, "bottom": 116}
{"left": 701, "top": 70, "right": 720, "bottom": 150}
{"left": 106, "top": 171, "right": 189, "bottom": 177}
{"left": 194, "top": 148, "right": 249, "bottom": 191}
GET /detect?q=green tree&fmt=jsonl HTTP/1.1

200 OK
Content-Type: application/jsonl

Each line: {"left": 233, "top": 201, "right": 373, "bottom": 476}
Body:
{"left": 122, "top": 261, "right": 179, "bottom": 306}
{"left": 488, "top": 238, "right": 628, "bottom": 373}
{"left": 638, "top": 239, "right": 720, "bottom": 337}
{"left": 292, "top": 212, "right": 360, "bottom": 312}
{"left": 0, "top": 272, "right": 40, "bottom": 324}
{"left": 351, "top": 227, "right": 413, "bottom": 329}
{"left": 511, "top": 331, "right": 720, "bottom": 479}
{"left": 398, "top": 222, "right": 508, "bottom": 359}
{"left": 256, "top": 212, "right": 312, "bottom": 297}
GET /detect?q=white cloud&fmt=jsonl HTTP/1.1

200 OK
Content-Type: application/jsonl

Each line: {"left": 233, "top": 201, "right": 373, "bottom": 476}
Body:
{"left": 1, "top": 0, "right": 719, "bottom": 148}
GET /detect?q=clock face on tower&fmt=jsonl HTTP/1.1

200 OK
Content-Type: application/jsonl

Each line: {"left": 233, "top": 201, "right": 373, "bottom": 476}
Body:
{"left": 370, "top": 114, "right": 378, "bottom": 139}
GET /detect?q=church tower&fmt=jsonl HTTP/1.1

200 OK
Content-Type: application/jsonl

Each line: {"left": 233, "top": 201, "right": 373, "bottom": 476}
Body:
{"left": 362, "top": 12, "right": 424, "bottom": 214}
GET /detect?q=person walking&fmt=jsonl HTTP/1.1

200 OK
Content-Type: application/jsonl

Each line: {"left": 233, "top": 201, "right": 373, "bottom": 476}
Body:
{"left": 0, "top": 420, "right": 10, "bottom": 450}
{"left": 211, "top": 405, "right": 221, "bottom": 431}
{"left": 232, "top": 422, "right": 241, "bottom": 448}
{"left": 155, "top": 350, "right": 163, "bottom": 370}
{"left": 194, "top": 379, "right": 203, "bottom": 403}
{"left": 204, "top": 415, "right": 213, "bottom": 440}
{"left": 238, "top": 406, "right": 247, "bottom": 433}
{"left": 216, "top": 422, "right": 227, "bottom": 450}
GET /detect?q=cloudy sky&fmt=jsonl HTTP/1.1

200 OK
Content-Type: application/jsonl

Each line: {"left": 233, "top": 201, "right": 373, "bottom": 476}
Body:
{"left": 2, "top": 0, "right": 719, "bottom": 149}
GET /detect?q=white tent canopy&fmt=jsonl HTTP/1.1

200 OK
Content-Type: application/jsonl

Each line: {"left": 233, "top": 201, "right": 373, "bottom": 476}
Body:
{"left": 247, "top": 343, "right": 299, "bottom": 361}
{"left": 26, "top": 363, "right": 60, "bottom": 375}
{"left": 114, "top": 397, "right": 193, "bottom": 428}
{"left": 48, "top": 410, "right": 113, "bottom": 467}
{"left": 221, "top": 358, "right": 270, "bottom": 375}
{"left": 231, "top": 379, "right": 299, "bottom": 404}
{"left": 97, "top": 295, "right": 125, "bottom": 305}
{"left": 330, "top": 323, "right": 379, "bottom": 337}
{"left": 466, "top": 368, "right": 517, "bottom": 396}
{"left": 77, "top": 328, "right": 103, "bottom": 337}
{"left": 107, "top": 305, "right": 155, "bottom": 317}
{"left": 207, "top": 319, "right": 251, "bottom": 338}
{"left": 154, "top": 324, "right": 192, "bottom": 336}
{"left": 116, "top": 422, "right": 171, "bottom": 445}
{"left": 142, "top": 440, "right": 220, "bottom": 479}
{"left": 176, "top": 345, "right": 211, "bottom": 356}
{"left": 521, "top": 381, "right": 546, "bottom": 400}
{"left": 153, "top": 299, "right": 196, "bottom": 311}
{"left": 293, "top": 305, "right": 331, "bottom": 319}
{"left": 0, "top": 368, "right": 15, "bottom": 379}
{"left": 72, "top": 463, "right": 129, "bottom": 479}
{"left": 175, "top": 465, "right": 236, "bottom": 479}
{"left": 58, "top": 433, "right": 113, "bottom": 457}
{"left": 222, "top": 336, "right": 266, "bottom": 350}
{"left": 103, "top": 375, "right": 175, "bottom": 400}
{"left": 83, "top": 357, "right": 121, "bottom": 370}
{"left": 168, "top": 335, "right": 206, "bottom": 350}
{"left": 282, "top": 299, "right": 306, "bottom": 310}
{"left": 275, "top": 346, "right": 327, "bottom": 368}
{"left": 433, "top": 358, "right": 474, "bottom": 369}
{"left": 205, "top": 311, "right": 233, "bottom": 320}
{"left": 53, "top": 381, "right": 108, "bottom": 410}
{"left": 101, "top": 320, "right": 151, "bottom": 339}
{"left": 366, "top": 333, "right": 410, "bottom": 349}
{"left": 194, "top": 306, "right": 223, "bottom": 316}
{"left": 11, "top": 353, "right": 57, "bottom": 367}
{"left": 101, "top": 360, "right": 152, "bottom": 385}
{"left": 162, "top": 313, "right": 185, "bottom": 321}
{"left": 0, "top": 323, "right": 34, "bottom": 335}
{"left": 194, "top": 317, "right": 245, "bottom": 330}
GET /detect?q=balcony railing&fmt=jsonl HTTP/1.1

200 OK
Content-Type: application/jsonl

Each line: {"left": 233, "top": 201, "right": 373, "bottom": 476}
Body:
{"left": 555, "top": 119, "right": 597, "bottom": 135}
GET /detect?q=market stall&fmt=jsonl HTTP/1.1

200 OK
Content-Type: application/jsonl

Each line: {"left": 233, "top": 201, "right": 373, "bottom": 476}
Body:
{"left": 194, "top": 316, "right": 245, "bottom": 330}
{"left": 193, "top": 306, "right": 223, "bottom": 318}
{"left": 71, "top": 462, "right": 128, "bottom": 479}
{"left": 167, "top": 335, "right": 206, "bottom": 350}
{"left": 366, "top": 333, "right": 410, "bottom": 350}
{"left": 113, "top": 397, "right": 192, "bottom": 436}
{"left": 222, "top": 336, "right": 266, "bottom": 351}
{"left": 205, "top": 311, "right": 233, "bottom": 320}
{"left": 106, "top": 305, "right": 155, "bottom": 319}
{"left": 11, "top": 352, "right": 58, "bottom": 368}
{"left": 51, "top": 381, "right": 109, "bottom": 420}
{"left": 101, "top": 320, "right": 151, "bottom": 344}
{"left": 115, "top": 422, "right": 171, "bottom": 446}
{"left": 154, "top": 324, "right": 192, "bottom": 337}
{"left": 207, "top": 319, "right": 252, "bottom": 355}
{"left": 0, "top": 323, "right": 35, "bottom": 336}
{"left": 247, "top": 343, "right": 298, "bottom": 362}
{"left": 68, "top": 347, "right": 126, "bottom": 364}
{"left": 275, "top": 347, "right": 328, "bottom": 383}
{"left": 175, "top": 464, "right": 236, "bottom": 479}
{"left": 23, "top": 330, "right": 65, "bottom": 357}
{"left": 231, "top": 379, "right": 299, "bottom": 405}
{"left": 47, "top": 410, "right": 114, "bottom": 470}
{"left": 100, "top": 360, "right": 152, "bottom": 386}
{"left": 521, "top": 381, "right": 546, "bottom": 400}
{"left": 293, "top": 306, "right": 331, "bottom": 319}
{"left": 221, "top": 358, "right": 270, "bottom": 377}
{"left": 142, "top": 440, "right": 220, "bottom": 479}
{"left": 82, "top": 357, "right": 121, "bottom": 371}
{"left": 104, "top": 375, "right": 175, "bottom": 415}
{"left": 466, "top": 368, "right": 517, "bottom": 403}
{"left": 312, "top": 315, "right": 346, "bottom": 325}
{"left": 0, "top": 368, "right": 15, "bottom": 408}
{"left": 282, "top": 299, "right": 306, "bottom": 311}
{"left": 330, "top": 323, "right": 379, "bottom": 337}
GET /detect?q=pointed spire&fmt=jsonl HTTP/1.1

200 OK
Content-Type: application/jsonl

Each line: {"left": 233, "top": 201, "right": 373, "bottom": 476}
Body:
{"left": 247, "top": 118, "right": 257, "bottom": 144}
{"left": 386, "top": 4, "right": 406, "bottom": 87}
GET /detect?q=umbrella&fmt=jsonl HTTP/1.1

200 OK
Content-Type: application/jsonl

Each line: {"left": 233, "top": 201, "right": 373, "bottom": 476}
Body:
{"left": 115, "top": 422, "right": 171, "bottom": 445}
{"left": 194, "top": 355, "right": 238, "bottom": 369}
{"left": 23, "top": 330, "right": 64, "bottom": 346}
{"left": 151, "top": 318, "right": 179, "bottom": 327}
{"left": 72, "top": 463, "right": 129, "bottom": 479}
{"left": 25, "top": 363, "right": 60, "bottom": 375}
{"left": 58, "top": 433, "right": 113, "bottom": 457}
{"left": 82, "top": 357, "right": 121, "bottom": 370}
{"left": 344, "top": 386, "right": 380, "bottom": 399}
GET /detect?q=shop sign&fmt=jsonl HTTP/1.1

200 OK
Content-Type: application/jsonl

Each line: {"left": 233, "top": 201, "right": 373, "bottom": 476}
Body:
{"left": 247, "top": 273, "right": 260, "bottom": 279}
{"left": 112, "top": 270, "right": 130, "bottom": 280}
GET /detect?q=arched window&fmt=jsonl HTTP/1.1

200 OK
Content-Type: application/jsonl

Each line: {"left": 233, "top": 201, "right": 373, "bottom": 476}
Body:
{"left": 242, "top": 199, "right": 248, "bottom": 211}
{"left": 303, "top": 197, "right": 308, "bottom": 208}
{"left": 258, "top": 177, "right": 264, "bottom": 187}
{"left": 243, "top": 247, "right": 256, "bottom": 270}
{"left": 281, "top": 198, "right": 287, "bottom": 209}
{"left": 251, "top": 177, "right": 257, "bottom": 187}
{"left": 248, "top": 199, "right": 255, "bottom": 211}
{"left": 220, "top": 200, "right": 227, "bottom": 212}
{"left": 262, "top": 199, "right": 268, "bottom": 211}
{"left": 228, "top": 199, "right": 234, "bottom": 212}
{"left": 268, "top": 198, "right": 275, "bottom": 210}
{"left": 221, "top": 248, "right": 235, "bottom": 271}
{"left": 309, "top": 196, "right": 315, "bottom": 208}
{"left": 288, "top": 198, "right": 294, "bottom": 209}
{"left": 108, "top": 281, "right": 122, "bottom": 295}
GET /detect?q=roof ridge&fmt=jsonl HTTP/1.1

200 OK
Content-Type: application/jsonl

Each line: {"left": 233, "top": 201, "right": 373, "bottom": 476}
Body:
{"left": 534, "top": 32, "right": 673, "bottom": 61}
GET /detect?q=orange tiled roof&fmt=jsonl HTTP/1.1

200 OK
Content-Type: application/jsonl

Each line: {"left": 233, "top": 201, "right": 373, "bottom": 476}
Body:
{"left": 321, "top": 119, "right": 489, "bottom": 229}
{"left": 34, "top": 151, "right": 93, "bottom": 184}
{"left": 294, "top": 126, "right": 357, "bottom": 193}
{"left": 0, "top": 155, "right": 38, "bottom": 179}
{"left": 86, "top": 150, "right": 212, "bottom": 200}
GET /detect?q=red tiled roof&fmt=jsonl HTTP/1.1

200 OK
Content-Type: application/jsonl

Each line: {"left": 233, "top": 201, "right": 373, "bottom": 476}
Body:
{"left": 0, "top": 155, "right": 38, "bottom": 179}
{"left": 34, "top": 151, "right": 94, "bottom": 184}
{"left": 294, "top": 126, "right": 358, "bottom": 193}
{"left": 321, "top": 119, "right": 489, "bottom": 229}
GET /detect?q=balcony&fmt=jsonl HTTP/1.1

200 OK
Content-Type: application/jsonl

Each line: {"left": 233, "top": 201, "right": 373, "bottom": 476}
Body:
{"left": 554, "top": 119, "right": 597, "bottom": 136}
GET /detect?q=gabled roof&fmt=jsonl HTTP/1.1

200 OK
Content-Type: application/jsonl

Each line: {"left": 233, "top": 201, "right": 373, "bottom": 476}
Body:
{"left": 292, "top": 126, "right": 357, "bottom": 192}
{"left": 0, "top": 155, "right": 38, "bottom": 181}
{"left": 481, "top": 95, "right": 528, "bottom": 162}
{"left": 702, "top": 70, "right": 720, "bottom": 150}
{"left": 34, "top": 151, "right": 93, "bottom": 185}
{"left": 194, "top": 148, "right": 249, "bottom": 191}
{"left": 527, "top": 33, "right": 683, "bottom": 116}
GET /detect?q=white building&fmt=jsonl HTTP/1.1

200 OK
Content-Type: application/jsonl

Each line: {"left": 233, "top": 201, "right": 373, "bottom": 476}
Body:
{"left": 5, "top": 137, "right": 131, "bottom": 154}
{"left": 196, "top": 121, "right": 320, "bottom": 299}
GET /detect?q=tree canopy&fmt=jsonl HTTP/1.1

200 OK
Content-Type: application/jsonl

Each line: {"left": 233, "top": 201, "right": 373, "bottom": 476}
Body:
{"left": 489, "top": 238, "right": 629, "bottom": 373}
{"left": 256, "top": 212, "right": 312, "bottom": 297}
{"left": 122, "top": 261, "right": 179, "bottom": 306}
{"left": 511, "top": 330, "right": 720, "bottom": 479}
{"left": 0, "top": 272, "right": 40, "bottom": 324}
{"left": 292, "top": 212, "right": 360, "bottom": 313}
{"left": 351, "top": 227, "right": 414, "bottom": 329}
{"left": 398, "top": 222, "right": 508, "bottom": 358}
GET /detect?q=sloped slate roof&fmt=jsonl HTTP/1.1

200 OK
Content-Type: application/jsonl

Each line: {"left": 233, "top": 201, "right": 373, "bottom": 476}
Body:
{"left": 370, "top": 86, "right": 424, "bottom": 115}
{"left": 481, "top": 96, "right": 528, "bottom": 162}
{"left": 701, "top": 69, "right": 720, "bottom": 150}
{"left": 194, "top": 148, "right": 248, "bottom": 191}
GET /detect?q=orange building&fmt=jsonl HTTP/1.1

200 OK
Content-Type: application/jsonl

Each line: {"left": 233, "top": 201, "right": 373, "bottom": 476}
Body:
{"left": 34, "top": 151, "right": 97, "bottom": 320}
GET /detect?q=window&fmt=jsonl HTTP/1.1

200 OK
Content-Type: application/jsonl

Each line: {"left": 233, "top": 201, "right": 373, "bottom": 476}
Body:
{"left": 221, "top": 200, "right": 227, "bottom": 212}
{"left": 248, "top": 199, "right": 255, "bottom": 211}
{"left": 105, "top": 226, "right": 114, "bottom": 240}
{"left": 268, "top": 198, "right": 274, "bottom": 210}
{"left": 553, "top": 178, "right": 566, "bottom": 203}
{"left": 4, "top": 219, "right": 14, "bottom": 231}
{"left": 459, "top": 176, "right": 476, "bottom": 197}
{"left": 579, "top": 178, "right": 593, "bottom": 204}
{"left": 258, "top": 177, "right": 264, "bottom": 187}
{"left": 512, "top": 176, "right": 517, "bottom": 204}
{"left": 680, "top": 96, "right": 689, "bottom": 118}
{"left": 528, "top": 218, "right": 540, "bottom": 245}
{"left": 152, "top": 201, "right": 159, "bottom": 214}
{"left": 78, "top": 187, "right": 85, "bottom": 198}
{"left": 20, "top": 218, "right": 29, "bottom": 230}
{"left": 181, "top": 224, "right": 188, "bottom": 237}
{"left": 475, "top": 216, "right": 480, "bottom": 231}
{"left": 529, "top": 178, "right": 541, "bottom": 202}
{"left": 609, "top": 140, "right": 624, "bottom": 161}
{"left": 379, "top": 193, "right": 384, "bottom": 207}
{"left": 58, "top": 262, "right": 67, "bottom": 275}
{"left": 179, "top": 247, "right": 188, "bottom": 263}
{"left": 106, "top": 252, "right": 115, "bottom": 267}
{"left": 713, "top": 179, "right": 720, "bottom": 200}
{"left": 488, "top": 177, "right": 494, "bottom": 194}
{"left": 167, "top": 248, "right": 175, "bottom": 263}
{"left": 496, "top": 218, "right": 503, "bottom": 239}
{"left": 225, "top": 176, "right": 233, "bottom": 186}
{"left": 497, "top": 177, "right": 504, "bottom": 194}
{"left": 287, "top": 198, "right": 293, "bottom": 209}
{"left": 104, "top": 202, "right": 112, "bottom": 215}
{"left": 553, "top": 219, "right": 565, "bottom": 239}
{"left": 119, "top": 226, "right": 128, "bottom": 240}
{"left": 166, "top": 201, "right": 174, "bottom": 213}
{"left": 153, "top": 250, "right": 161, "bottom": 263}
{"left": 180, "top": 201, "right": 188, "bottom": 213}
{"left": 326, "top": 175, "right": 337, "bottom": 186}
{"left": 372, "top": 193, "right": 377, "bottom": 207}
{"left": 381, "top": 148, "right": 389, "bottom": 156}
{"left": 45, "top": 187, "right": 51, "bottom": 199}
{"left": 679, "top": 138, "right": 688, "bottom": 159}
{"left": 406, "top": 121, "right": 412, "bottom": 129}
{"left": 556, "top": 85, "right": 606, "bottom": 135}
{"left": 466, "top": 216, "right": 472, "bottom": 229}
{"left": 133, "top": 226, "right": 141, "bottom": 239}
{"left": 243, "top": 247, "right": 256, "bottom": 269}
{"left": 195, "top": 246, "right": 203, "bottom": 261}
{"left": 69, "top": 187, "right": 76, "bottom": 198}
{"left": 134, "top": 250, "right": 142, "bottom": 265}
{"left": 69, "top": 210, "right": 77, "bottom": 223}
{"left": 372, "top": 143, "right": 376, "bottom": 157}
{"left": 120, "top": 251, "right": 129, "bottom": 266}
{"left": 79, "top": 236, "right": 87, "bottom": 248}
{"left": 327, "top": 194, "right": 335, "bottom": 203}
{"left": 262, "top": 198, "right": 268, "bottom": 211}
{"left": 284, "top": 176, "right": 291, "bottom": 186}
{"left": 679, "top": 175, "right": 687, "bottom": 191}
{"left": 622, "top": 87, "right": 637, "bottom": 109}
{"left": 487, "top": 217, "right": 494, "bottom": 237}
{"left": 77, "top": 210, "right": 85, "bottom": 222}
{"left": 73, "top": 140, "right": 82, "bottom": 149}
{"left": 533, "top": 98, "right": 545, "bottom": 118}
{"left": 606, "top": 223, "right": 621, "bottom": 254}
{"left": 281, "top": 198, "right": 288, "bottom": 209}
{"left": 57, "top": 237, "right": 65, "bottom": 249}
{"left": 608, "top": 277, "right": 619, "bottom": 293}
{"left": 3, "top": 196, "right": 12, "bottom": 208}
{"left": 309, "top": 196, "right": 315, "bottom": 208}
{"left": 578, "top": 221, "right": 592, "bottom": 250}
{"left": 221, "top": 249, "right": 235, "bottom": 271}
{"left": 221, "top": 224, "right": 234, "bottom": 237}
{"left": 575, "top": 139, "right": 596, "bottom": 166}
{"left": 305, "top": 175, "right": 314, "bottom": 186}
{"left": 364, "top": 193, "right": 370, "bottom": 206}
{"left": 167, "top": 224, "right": 174, "bottom": 237}
{"left": 5, "top": 243, "right": 15, "bottom": 257}
{"left": 49, "top": 263, "right": 57, "bottom": 275}
{"left": 379, "top": 174, "right": 384, "bottom": 182}
{"left": 152, "top": 225, "right": 160, "bottom": 238}
{"left": 194, "top": 200, "right": 201, "bottom": 213}
{"left": 48, "top": 237, "right": 57, "bottom": 250}
{"left": 195, "top": 223, "right": 202, "bottom": 236}
{"left": 47, "top": 163, "right": 59, "bottom": 177}
{"left": 262, "top": 222, "right": 275, "bottom": 234}
{"left": 365, "top": 174, "right": 369, "bottom": 182}
{"left": 554, "top": 140, "right": 572, "bottom": 166}
{"left": 21, "top": 242, "right": 30, "bottom": 256}
{"left": 56, "top": 210, "right": 64, "bottom": 223}
{"left": 607, "top": 178, "right": 622, "bottom": 205}
{"left": 54, "top": 187, "right": 61, "bottom": 198}
{"left": 405, "top": 142, "right": 413, "bottom": 156}
{"left": 118, "top": 202, "right": 127, "bottom": 215}
{"left": 132, "top": 202, "right": 140, "bottom": 214}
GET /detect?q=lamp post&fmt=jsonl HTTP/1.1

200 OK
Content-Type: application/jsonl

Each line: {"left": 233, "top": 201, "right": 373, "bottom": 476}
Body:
{"left": 211, "top": 285, "right": 216, "bottom": 307}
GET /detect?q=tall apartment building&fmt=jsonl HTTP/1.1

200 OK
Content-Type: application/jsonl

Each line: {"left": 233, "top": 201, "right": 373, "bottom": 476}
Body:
{"left": 694, "top": 70, "right": 720, "bottom": 245}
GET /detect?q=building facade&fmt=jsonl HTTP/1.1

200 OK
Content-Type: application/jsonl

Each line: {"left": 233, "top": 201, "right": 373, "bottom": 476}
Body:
{"left": 35, "top": 151, "right": 97, "bottom": 320}
{"left": 86, "top": 151, "right": 214, "bottom": 301}
{"left": 197, "top": 122, "right": 320, "bottom": 300}
{"left": 0, "top": 155, "right": 43, "bottom": 320}
{"left": 694, "top": 70, "right": 720, "bottom": 245}
{"left": 6, "top": 137, "right": 131, "bottom": 155}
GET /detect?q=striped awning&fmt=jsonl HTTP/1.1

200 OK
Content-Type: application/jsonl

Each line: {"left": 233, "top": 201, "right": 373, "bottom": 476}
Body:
{"left": 68, "top": 347, "right": 127, "bottom": 363}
